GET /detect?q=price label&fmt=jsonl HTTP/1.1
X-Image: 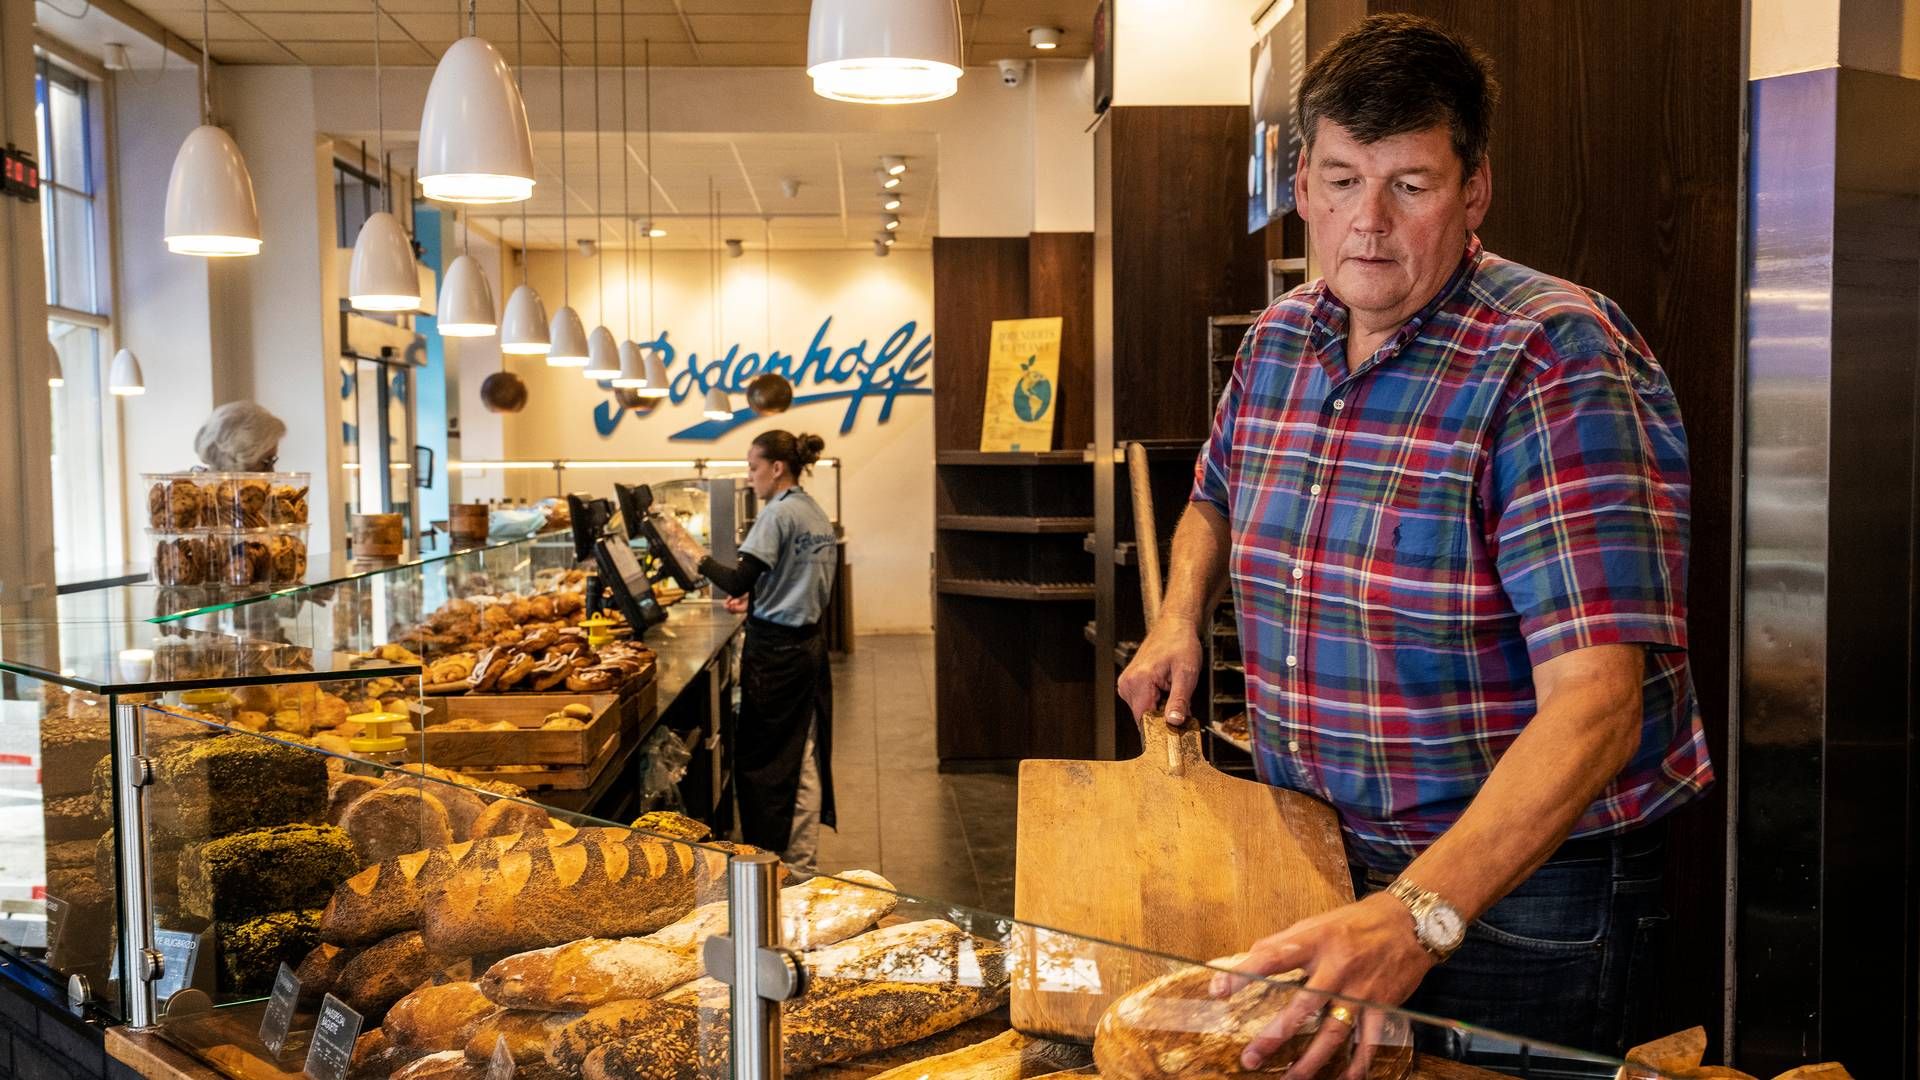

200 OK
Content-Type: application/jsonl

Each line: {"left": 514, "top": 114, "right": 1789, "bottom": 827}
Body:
{"left": 302, "top": 993, "right": 363, "bottom": 1080}
{"left": 153, "top": 929, "right": 201, "bottom": 1002}
{"left": 258, "top": 963, "right": 301, "bottom": 1058}
{"left": 42, "top": 895, "right": 67, "bottom": 960}
{"left": 487, "top": 1034, "right": 516, "bottom": 1080}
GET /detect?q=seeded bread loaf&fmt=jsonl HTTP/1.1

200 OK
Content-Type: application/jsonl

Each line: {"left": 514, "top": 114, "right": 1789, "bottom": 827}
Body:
{"left": 219, "top": 909, "right": 323, "bottom": 998}
{"left": 333, "top": 931, "right": 469, "bottom": 1022}
{"left": 384, "top": 981, "right": 498, "bottom": 1053}
{"left": 177, "top": 823, "right": 358, "bottom": 922}
{"left": 150, "top": 734, "right": 329, "bottom": 841}
{"left": 804, "top": 1012, "right": 1014, "bottom": 1080}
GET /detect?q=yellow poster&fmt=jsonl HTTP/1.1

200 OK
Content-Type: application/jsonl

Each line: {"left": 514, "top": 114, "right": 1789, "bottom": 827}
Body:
{"left": 979, "top": 317, "right": 1064, "bottom": 452}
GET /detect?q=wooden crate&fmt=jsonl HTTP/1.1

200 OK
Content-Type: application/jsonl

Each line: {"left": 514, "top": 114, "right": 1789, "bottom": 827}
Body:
{"left": 416, "top": 672, "right": 656, "bottom": 767}
{"left": 455, "top": 727, "right": 625, "bottom": 791}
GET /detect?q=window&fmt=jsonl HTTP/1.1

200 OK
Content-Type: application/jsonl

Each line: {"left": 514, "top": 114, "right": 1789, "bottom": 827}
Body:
{"left": 36, "top": 55, "right": 117, "bottom": 578}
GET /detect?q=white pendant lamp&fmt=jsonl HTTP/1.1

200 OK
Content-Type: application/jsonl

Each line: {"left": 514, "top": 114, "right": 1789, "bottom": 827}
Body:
{"left": 807, "top": 0, "right": 964, "bottom": 105}
{"left": 417, "top": 0, "right": 536, "bottom": 206}
{"left": 163, "top": 1, "right": 261, "bottom": 256}
{"left": 639, "top": 347, "right": 670, "bottom": 399}
{"left": 47, "top": 341, "right": 63, "bottom": 388}
{"left": 438, "top": 252, "right": 497, "bottom": 336}
{"left": 108, "top": 348, "right": 145, "bottom": 396}
{"left": 612, "top": 340, "right": 647, "bottom": 388}
{"left": 548, "top": 306, "right": 590, "bottom": 366}
{"left": 349, "top": 2, "right": 420, "bottom": 313}
{"left": 703, "top": 386, "right": 734, "bottom": 421}
{"left": 499, "top": 5, "right": 548, "bottom": 357}
{"left": 584, "top": 326, "right": 621, "bottom": 380}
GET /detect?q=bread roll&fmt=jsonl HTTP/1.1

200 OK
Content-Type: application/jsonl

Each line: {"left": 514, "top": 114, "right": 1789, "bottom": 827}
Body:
{"left": 385, "top": 981, "right": 498, "bottom": 1053}
{"left": 342, "top": 788, "right": 454, "bottom": 866}
{"left": 863, "top": 1030, "right": 1091, "bottom": 1080}
{"left": 1092, "top": 965, "right": 1412, "bottom": 1080}
{"left": 463, "top": 1008, "right": 585, "bottom": 1065}
{"left": 334, "top": 931, "right": 468, "bottom": 1022}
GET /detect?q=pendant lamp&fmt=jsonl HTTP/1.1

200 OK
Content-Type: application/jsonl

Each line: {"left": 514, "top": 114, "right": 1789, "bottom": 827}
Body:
{"left": 108, "top": 348, "right": 146, "bottom": 396}
{"left": 548, "top": 306, "right": 590, "bottom": 366}
{"left": 163, "top": 0, "right": 261, "bottom": 255}
{"left": 703, "top": 386, "right": 734, "bottom": 421}
{"left": 47, "top": 341, "right": 63, "bottom": 388}
{"left": 584, "top": 326, "right": 621, "bottom": 380}
{"left": 438, "top": 210, "right": 497, "bottom": 336}
{"left": 500, "top": 4, "right": 549, "bottom": 357}
{"left": 546, "top": 4, "right": 589, "bottom": 367}
{"left": 349, "top": 1, "right": 420, "bottom": 313}
{"left": 807, "top": 0, "right": 964, "bottom": 105}
{"left": 638, "top": 347, "right": 670, "bottom": 399}
{"left": 418, "top": 0, "right": 536, "bottom": 205}
{"left": 612, "top": 340, "right": 647, "bottom": 388}
{"left": 631, "top": 42, "right": 670, "bottom": 401}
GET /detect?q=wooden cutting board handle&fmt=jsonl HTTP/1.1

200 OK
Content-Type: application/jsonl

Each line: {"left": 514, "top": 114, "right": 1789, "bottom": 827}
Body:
{"left": 1140, "top": 711, "right": 1206, "bottom": 778}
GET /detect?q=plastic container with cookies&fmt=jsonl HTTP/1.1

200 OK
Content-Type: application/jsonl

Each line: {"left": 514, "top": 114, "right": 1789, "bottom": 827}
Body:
{"left": 144, "top": 474, "right": 208, "bottom": 530}
{"left": 209, "top": 529, "right": 275, "bottom": 586}
{"left": 268, "top": 473, "right": 311, "bottom": 525}
{"left": 205, "top": 473, "right": 275, "bottom": 529}
{"left": 264, "top": 525, "right": 310, "bottom": 584}
{"left": 149, "top": 530, "right": 210, "bottom": 586}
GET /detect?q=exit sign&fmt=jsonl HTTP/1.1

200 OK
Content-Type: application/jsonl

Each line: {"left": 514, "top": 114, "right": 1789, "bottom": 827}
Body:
{"left": 3, "top": 145, "right": 38, "bottom": 203}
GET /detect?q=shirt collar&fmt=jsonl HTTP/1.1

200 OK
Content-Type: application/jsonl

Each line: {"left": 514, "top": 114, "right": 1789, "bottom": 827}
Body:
{"left": 1309, "top": 234, "right": 1484, "bottom": 378}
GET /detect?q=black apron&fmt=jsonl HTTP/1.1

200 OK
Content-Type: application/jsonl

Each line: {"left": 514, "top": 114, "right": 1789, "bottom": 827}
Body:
{"left": 735, "top": 616, "right": 835, "bottom": 853}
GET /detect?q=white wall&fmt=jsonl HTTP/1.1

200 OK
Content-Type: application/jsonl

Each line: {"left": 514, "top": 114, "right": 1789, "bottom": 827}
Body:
{"left": 1751, "top": 0, "right": 1920, "bottom": 78}
{"left": 480, "top": 246, "right": 935, "bottom": 634}
{"left": 1032, "top": 59, "right": 1096, "bottom": 233}
{"left": 1114, "top": 0, "right": 1254, "bottom": 106}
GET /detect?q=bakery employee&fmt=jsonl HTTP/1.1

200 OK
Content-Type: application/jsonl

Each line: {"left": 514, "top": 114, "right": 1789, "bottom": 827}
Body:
{"left": 193, "top": 401, "right": 286, "bottom": 471}
{"left": 698, "top": 431, "right": 838, "bottom": 875}
{"left": 1118, "top": 14, "right": 1711, "bottom": 1066}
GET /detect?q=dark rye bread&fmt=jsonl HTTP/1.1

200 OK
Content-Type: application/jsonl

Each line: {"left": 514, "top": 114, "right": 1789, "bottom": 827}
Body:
{"left": 420, "top": 834, "right": 744, "bottom": 957}
{"left": 321, "top": 828, "right": 603, "bottom": 945}
{"left": 177, "top": 823, "right": 359, "bottom": 922}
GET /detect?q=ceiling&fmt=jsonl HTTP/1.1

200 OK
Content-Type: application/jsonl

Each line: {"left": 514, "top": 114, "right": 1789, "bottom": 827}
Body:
{"left": 397, "top": 130, "right": 939, "bottom": 251}
{"left": 119, "top": 0, "right": 1098, "bottom": 68}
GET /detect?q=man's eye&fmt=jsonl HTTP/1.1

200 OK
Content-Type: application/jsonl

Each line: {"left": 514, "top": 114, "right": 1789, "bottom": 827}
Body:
{"left": 1328, "top": 177, "right": 1358, "bottom": 189}
{"left": 1397, "top": 182, "right": 1425, "bottom": 195}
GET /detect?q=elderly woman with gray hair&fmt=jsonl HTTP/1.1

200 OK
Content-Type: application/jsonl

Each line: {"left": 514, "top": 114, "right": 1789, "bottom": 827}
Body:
{"left": 193, "top": 402, "right": 286, "bottom": 472}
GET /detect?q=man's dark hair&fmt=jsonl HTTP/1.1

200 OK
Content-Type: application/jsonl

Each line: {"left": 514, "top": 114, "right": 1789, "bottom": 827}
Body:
{"left": 1298, "top": 14, "right": 1501, "bottom": 176}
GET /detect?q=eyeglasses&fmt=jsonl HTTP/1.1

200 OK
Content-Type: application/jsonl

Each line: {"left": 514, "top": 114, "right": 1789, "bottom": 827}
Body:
{"left": 259, "top": 454, "right": 279, "bottom": 470}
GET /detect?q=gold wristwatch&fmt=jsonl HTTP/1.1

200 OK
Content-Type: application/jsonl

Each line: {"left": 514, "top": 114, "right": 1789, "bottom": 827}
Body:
{"left": 1386, "top": 879, "right": 1467, "bottom": 962}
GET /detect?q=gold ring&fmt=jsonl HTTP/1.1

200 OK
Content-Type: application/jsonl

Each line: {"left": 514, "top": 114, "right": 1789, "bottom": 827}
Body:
{"left": 1327, "top": 1004, "right": 1356, "bottom": 1026}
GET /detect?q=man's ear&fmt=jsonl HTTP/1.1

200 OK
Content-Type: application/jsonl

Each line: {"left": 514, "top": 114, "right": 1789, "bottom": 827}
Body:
{"left": 1293, "top": 147, "right": 1311, "bottom": 215}
{"left": 1464, "top": 154, "right": 1492, "bottom": 231}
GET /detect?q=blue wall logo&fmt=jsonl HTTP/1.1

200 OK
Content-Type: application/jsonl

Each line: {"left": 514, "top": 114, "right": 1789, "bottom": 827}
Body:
{"left": 592, "top": 316, "right": 933, "bottom": 441}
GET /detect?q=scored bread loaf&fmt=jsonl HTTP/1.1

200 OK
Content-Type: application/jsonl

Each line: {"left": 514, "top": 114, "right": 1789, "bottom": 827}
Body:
{"left": 321, "top": 827, "right": 601, "bottom": 945}
{"left": 482, "top": 869, "right": 896, "bottom": 1011}
{"left": 384, "top": 981, "right": 498, "bottom": 1053}
{"left": 863, "top": 1030, "right": 1092, "bottom": 1080}
{"left": 293, "top": 942, "right": 360, "bottom": 1006}
{"left": 1092, "top": 964, "right": 1414, "bottom": 1080}
{"left": 421, "top": 833, "right": 746, "bottom": 956}
{"left": 471, "top": 798, "right": 553, "bottom": 840}
{"left": 332, "top": 931, "right": 468, "bottom": 1022}
{"left": 462, "top": 1008, "right": 585, "bottom": 1065}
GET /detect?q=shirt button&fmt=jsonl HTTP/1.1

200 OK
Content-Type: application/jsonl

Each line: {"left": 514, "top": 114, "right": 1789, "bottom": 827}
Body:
{"left": 1291, "top": 567, "right": 1303, "bottom": 580}
{"left": 1285, "top": 655, "right": 1298, "bottom": 667}
{"left": 1287, "top": 739, "right": 1301, "bottom": 753}
{"left": 1332, "top": 398, "right": 1346, "bottom": 411}
{"left": 1309, "top": 483, "right": 1322, "bottom": 496}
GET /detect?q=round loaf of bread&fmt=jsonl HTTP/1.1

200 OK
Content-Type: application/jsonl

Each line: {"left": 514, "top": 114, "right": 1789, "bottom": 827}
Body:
{"left": 471, "top": 798, "right": 552, "bottom": 841}
{"left": 341, "top": 788, "right": 453, "bottom": 866}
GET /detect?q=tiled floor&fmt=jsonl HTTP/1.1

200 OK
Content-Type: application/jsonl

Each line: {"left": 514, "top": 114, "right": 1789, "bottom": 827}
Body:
{"left": 815, "top": 633, "right": 1018, "bottom": 914}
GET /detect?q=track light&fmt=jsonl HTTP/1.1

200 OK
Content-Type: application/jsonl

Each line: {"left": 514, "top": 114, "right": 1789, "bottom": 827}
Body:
{"left": 725, "top": 238, "right": 745, "bottom": 258}
{"left": 882, "top": 156, "right": 907, "bottom": 176}
{"left": 876, "top": 169, "right": 901, "bottom": 190}
{"left": 873, "top": 238, "right": 890, "bottom": 257}
{"left": 1028, "top": 26, "right": 1062, "bottom": 49}
{"left": 884, "top": 215, "right": 901, "bottom": 231}
{"left": 883, "top": 195, "right": 902, "bottom": 212}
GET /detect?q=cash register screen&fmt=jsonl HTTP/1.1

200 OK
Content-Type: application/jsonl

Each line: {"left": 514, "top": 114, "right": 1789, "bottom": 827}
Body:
{"left": 603, "top": 538, "right": 650, "bottom": 595}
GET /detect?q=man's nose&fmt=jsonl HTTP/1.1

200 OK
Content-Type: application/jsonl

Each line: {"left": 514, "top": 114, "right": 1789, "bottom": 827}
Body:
{"left": 1350, "top": 181, "right": 1392, "bottom": 234}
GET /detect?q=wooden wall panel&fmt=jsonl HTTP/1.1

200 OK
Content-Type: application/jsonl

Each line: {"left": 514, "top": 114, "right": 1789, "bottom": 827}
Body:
{"left": 932, "top": 237, "right": 1031, "bottom": 452}
{"left": 1028, "top": 232, "right": 1096, "bottom": 451}
{"left": 1109, "top": 107, "right": 1269, "bottom": 441}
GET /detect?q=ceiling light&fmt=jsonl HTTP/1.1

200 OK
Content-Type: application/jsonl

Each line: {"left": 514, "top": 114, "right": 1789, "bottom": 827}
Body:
{"left": 884, "top": 215, "right": 901, "bottom": 231}
{"left": 418, "top": 36, "right": 537, "bottom": 204}
{"left": 808, "top": 0, "right": 963, "bottom": 105}
{"left": 877, "top": 169, "right": 901, "bottom": 190}
{"left": 725, "top": 239, "right": 744, "bottom": 258}
{"left": 104, "top": 43, "right": 131, "bottom": 71}
{"left": 164, "top": 125, "right": 263, "bottom": 256}
{"left": 547, "top": 305, "right": 590, "bottom": 366}
{"left": 883, "top": 233, "right": 897, "bottom": 247}
{"left": 882, "top": 155, "right": 908, "bottom": 175}
{"left": 648, "top": 225, "right": 667, "bottom": 238}
{"left": 1028, "top": 26, "right": 1062, "bottom": 49}
{"left": 779, "top": 177, "right": 801, "bottom": 198}
{"left": 583, "top": 326, "right": 621, "bottom": 379}
{"left": 612, "top": 340, "right": 647, "bottom": 387}
{"left": 500, "top": 284, "right": 550, "bottom": 355}
{"left": 109, "top": 348, "right": 145, "bottom": 395}
{"left": 637, "top": 348, "right": 670, "bottom": 399}
{"left": 703, "top": 386, "right": 734, "bottom": 421}
{"left": 348, "top": 211, "right": 421, "bottom": 312}
{"left": 46, "top": 342, "right": 62, "bottom": 388}
{"left": 437, "top": 253, "right": 497, "bottom": 336}
{"left": 883, "top": 195, "right": 902, "bottom": 212}
{"left": 873, "top": 238, "right": 890, "bottom": 257}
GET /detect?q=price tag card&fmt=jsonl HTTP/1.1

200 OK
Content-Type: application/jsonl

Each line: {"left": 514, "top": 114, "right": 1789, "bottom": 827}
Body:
{"left": 302, "top": 993, "right": 363, "bottom": 1080}
{"left": 258, "top": 963, "right": 301, "bottom": 1059}
{"left": 153, "top": 929, "right": 201, "bottom": 1002}
{"left": 42, "top": 895, "right": 67, "bottom": 959}
{"left": 487, "top": 1034, "right": 516, "bottom": 1080}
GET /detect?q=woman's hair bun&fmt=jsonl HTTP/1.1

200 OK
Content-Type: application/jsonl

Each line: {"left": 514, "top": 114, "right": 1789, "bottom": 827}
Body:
{"left": 798, "top": 434, "right": 826, "bottom": 464}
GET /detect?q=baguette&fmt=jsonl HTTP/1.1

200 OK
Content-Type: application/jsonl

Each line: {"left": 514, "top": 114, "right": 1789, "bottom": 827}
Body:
{"left": 1092, "top": 965, "right": 1412, "bottom": 1080}
{"left": 321, "top": 828, "right": 606, "bottom": 945}
{"left": 463, "top": 1008, "right": 585, "bottom": 1065}
{"left": 421, "top": 834, "right": 745, "bottom": 956}
{"left": 333, "top": 931, "right": 468, "bottom": 1022}
{"left": 483, "top": 869, "right": 896, "bottom": 1011}
{"left": 864, "top": 1030, "right": 1091, "bottom": 1080}
{"left": 384, "top": 981, "right": 499, "bottom": 1053}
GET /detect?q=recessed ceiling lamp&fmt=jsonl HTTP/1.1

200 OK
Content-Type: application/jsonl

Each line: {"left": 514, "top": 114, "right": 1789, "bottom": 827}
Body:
{"left": 417, "top": 0, "right": 536, "bottom": 203}
{"left": 500, "top": 3, "right": 548, "bottom": 356}
{"left": 546, "top": 3, "right": 589, "bottom": 367}
{"left": 108, "top": 348, "right": 145, "bottom": 395}
{"left": 876, "top": 169, "right": 901, "bottom": 190}
{"left": 437, "top": 213, "right": 497, "bottom": 336}
{"left": 883, "top": 214, "right": 901, "bottom": 231}
{"left": 882, "top": 194, "right": 902, "bottom": 211}
{"left": 703, "top": 386, "right": 734, "bottom": 420}
{"left": 881, "top": 155, "right": 908, "bottom": 175}
{"left": 1028, "top": 26, "right": 1062, "bottom": 50}
{"left": 581, "top": 0, "right": 619, "bottom": 381}
{"left": 349, "top": 0, "right": 421, "bottom": 313}
{"left": 807, "top": 0, "right": 964, "bottom": 105}
{"left": 46, "top": 342, "right": 63, "bottom": 388}
{"left": 163, "top": 0, "right": 261, "bottom": 256}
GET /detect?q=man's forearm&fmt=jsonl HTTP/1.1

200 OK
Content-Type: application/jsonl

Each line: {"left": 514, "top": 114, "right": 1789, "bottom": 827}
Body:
{"left": 1159, "top": 504, "right": 1232, "bottom": 631}
{"left": 1399, "top": 644, "right": 1645, "bottom": 922}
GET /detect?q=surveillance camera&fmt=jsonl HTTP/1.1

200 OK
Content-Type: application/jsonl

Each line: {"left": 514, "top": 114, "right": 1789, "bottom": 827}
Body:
{"left": 997, "top": 59, "right": 1025, "bottom": 88}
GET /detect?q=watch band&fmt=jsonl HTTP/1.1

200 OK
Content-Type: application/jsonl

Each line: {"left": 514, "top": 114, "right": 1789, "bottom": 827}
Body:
{"left": 1386, "top": 878, "right": 1466, "bottom": 962}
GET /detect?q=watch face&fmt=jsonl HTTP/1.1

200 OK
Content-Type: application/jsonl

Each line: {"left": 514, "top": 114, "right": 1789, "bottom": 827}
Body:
{"left": 1424, "top": 905, "right": 1465, "bottom": 948}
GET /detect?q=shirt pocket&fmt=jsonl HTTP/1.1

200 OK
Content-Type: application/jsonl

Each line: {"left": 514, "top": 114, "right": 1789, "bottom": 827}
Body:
{"left": 1361, "top": 487, "right": 1472, "bottom": 648}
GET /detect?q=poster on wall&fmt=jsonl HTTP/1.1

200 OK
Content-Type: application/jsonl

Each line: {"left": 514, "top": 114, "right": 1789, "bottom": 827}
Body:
{"left": 1248, "top": 0, "right": 1306, "bottom": 233}
{"left": 979, "top": 317, "right": 1064, "bottom": 452}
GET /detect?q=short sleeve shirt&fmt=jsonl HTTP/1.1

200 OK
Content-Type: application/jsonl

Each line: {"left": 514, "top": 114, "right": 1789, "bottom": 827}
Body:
{"left": 1193, "top": 236, "right": 1714, "bottom": 867}
{"left": 737, "top": 488, "right": 838, "bottom": 628}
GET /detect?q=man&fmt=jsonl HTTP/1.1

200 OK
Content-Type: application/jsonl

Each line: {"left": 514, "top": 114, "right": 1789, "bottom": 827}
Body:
{"left": 1117, "top": 14, "right": 1713, "bottom": 1070}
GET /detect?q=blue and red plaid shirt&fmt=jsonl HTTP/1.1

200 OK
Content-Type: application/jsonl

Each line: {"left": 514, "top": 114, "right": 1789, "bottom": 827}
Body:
{"left": 1194, "top": 236, "right": 1713, "bottom": 868}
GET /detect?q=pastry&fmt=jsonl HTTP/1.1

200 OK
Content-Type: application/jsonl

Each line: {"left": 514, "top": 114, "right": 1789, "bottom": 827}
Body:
{"left": 176, "top": 822, "right": 359, "bottom": 922}
{"left": 527, "top": 656, "right": 574, "bottom": 692}
{"left": 518, "top": 628, "right": 559, "bottom": 654}
{"left": 565, "top": 667, "right": 620, "bottom": 694}
{"left": 541, "top": 716, "right": 587, "bottom": 730}
{"left": 495, "top": 652, "right": 537, "bottom": 691}
{"left": 467, "top": 648, "right": 508, "bottom": 692}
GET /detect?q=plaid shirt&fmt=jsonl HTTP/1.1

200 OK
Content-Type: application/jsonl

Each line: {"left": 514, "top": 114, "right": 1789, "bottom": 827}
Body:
{"left": 1194, "top": 236, "right": 1713, "bottom": 867}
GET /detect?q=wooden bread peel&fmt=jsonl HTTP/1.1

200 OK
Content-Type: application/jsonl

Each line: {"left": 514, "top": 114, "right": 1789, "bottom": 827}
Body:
{"left": 1009, "top": 443, "right": 1354, "bottom": 1042}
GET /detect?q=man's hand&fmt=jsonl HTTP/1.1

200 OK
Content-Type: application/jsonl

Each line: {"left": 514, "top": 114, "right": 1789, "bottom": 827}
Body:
{"left": 1117, "top": 618, "right": 1203, "bottom": 724}
{"left": 724, "top": 594, "right": 749, "bottom": 614}
{"left": 1216, "top": 893, "right": 1434, "bottom": 1078}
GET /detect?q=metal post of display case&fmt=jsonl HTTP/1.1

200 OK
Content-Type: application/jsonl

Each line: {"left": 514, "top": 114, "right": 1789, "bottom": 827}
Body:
{"left": 703, "top": 852, "right": 803, "bottom": 1080}
{"left": 112, "top": 699, "right": 161, "bottom": 1028}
